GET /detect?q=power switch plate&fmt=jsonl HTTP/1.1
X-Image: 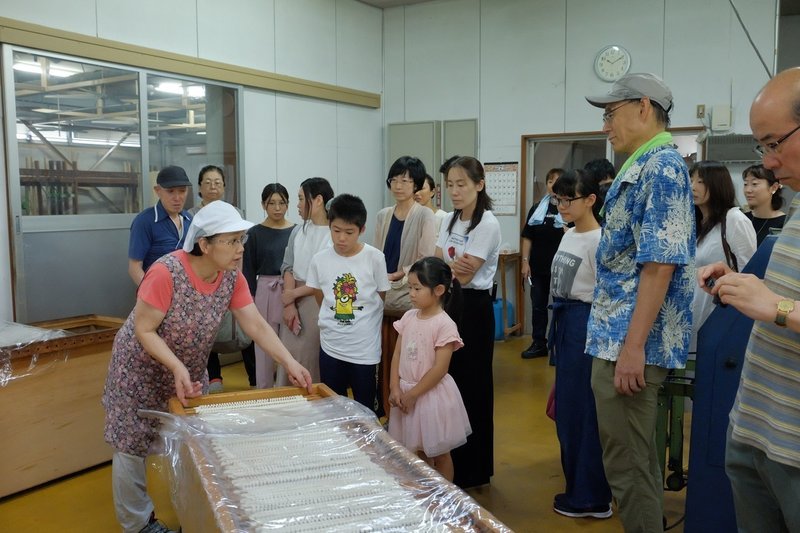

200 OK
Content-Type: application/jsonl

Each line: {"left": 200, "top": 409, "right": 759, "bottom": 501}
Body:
{"left": 696, "top": 105, "right": 706, "bottom": 119}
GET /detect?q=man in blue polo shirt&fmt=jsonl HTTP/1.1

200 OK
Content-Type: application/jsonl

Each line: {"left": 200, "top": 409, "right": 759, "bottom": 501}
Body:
{"left": 128, "top": 165, "right": 193, "bottom": 286}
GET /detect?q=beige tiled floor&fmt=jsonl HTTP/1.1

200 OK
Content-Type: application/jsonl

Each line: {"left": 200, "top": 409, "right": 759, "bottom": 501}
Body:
{"left": 0, "top": 336, "right": 686, "bottom": 532}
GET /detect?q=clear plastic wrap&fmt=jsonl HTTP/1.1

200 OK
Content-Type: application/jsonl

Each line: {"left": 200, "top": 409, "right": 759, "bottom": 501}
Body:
{"left": 1, "top": 315, "right": 123, "bottom": 498}
{"left": 152, "top": 392, "right": 510, "bottom": 532}
{"left": 0, "top": 320, "right": 69, "bottom": 387}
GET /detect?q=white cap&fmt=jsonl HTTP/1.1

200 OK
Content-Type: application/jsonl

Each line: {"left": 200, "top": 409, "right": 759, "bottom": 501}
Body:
{"left": 182, "top": 201, "right": 254, "bottom": 252}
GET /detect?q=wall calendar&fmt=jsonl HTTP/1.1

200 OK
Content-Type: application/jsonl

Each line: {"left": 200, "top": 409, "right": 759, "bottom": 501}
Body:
{"left": 484, "top": 161, "right": 518, "bottom": 216}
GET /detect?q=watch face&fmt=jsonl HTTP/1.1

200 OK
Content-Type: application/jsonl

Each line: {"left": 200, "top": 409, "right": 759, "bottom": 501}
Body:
{"left": 778, "top": 299, "right": 795, "bottom": 313}
{"left": 595, "top": 46, "right": 631, "bottom": 82}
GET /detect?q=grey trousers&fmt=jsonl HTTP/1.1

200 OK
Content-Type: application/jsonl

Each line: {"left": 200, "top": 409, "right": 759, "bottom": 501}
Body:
{"left": 591, "top": 358, "right": 669, "bottom": 533}
{"left": 725, "top": 426, "right": 800, "bottom": 533}
{"left": 112, "top": 451, "right": 153, "bottom": 533}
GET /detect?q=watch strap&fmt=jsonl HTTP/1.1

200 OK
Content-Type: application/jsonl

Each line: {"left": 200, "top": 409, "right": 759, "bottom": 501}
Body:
{"left": 775, "top": 299, "right": 795, "bottom": 327}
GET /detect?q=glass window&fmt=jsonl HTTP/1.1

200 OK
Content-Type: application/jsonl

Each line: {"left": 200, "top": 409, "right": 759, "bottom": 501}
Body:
{"left": 146, "top": 75, "right": 239, "bottom": 210}
{"left": 13, "top": 51, "right": 142, "bottom": 215}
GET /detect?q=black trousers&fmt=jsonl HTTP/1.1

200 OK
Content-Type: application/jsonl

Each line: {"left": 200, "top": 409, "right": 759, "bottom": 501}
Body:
{"left": 450, "top": 288, "right": 495, "bottom": 489}
{"left": 530, "top": 272, "right": 551, "bottom": 346}
{"left": 207, "top": 351, "right": 222, "bottom": 381}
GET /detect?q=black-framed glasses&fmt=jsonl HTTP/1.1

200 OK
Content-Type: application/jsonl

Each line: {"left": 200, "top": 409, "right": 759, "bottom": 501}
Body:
{"left": 602, "top": 100, "right": 637, "bottom": 123}
{"left": 210, "top": 234, "right": 248, "bottom": 247}
{"left": 550, "top": 196, "right": 587, "bottom": 207}
{"left": 754, "top": 124, "right": 800, "bottom": 157}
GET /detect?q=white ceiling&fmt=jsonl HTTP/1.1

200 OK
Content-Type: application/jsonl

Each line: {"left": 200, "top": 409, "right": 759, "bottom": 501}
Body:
{"left": 360, "top": 0, "right": 800, "bottom": 15}
{"left": 359, "top": 0, "right": 436, "bottom": 8}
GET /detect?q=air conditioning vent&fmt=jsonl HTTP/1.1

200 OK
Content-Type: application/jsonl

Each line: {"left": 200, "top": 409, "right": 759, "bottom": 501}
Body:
{"left": 705, "top": 134, "right": 759, "bottom": 163}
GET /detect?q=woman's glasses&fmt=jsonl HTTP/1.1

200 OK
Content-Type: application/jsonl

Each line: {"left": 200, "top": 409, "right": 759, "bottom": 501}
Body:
{"left": 550, "top": 196, "right": 587, "bottom": 207}
{"left": 210, "top": 234, "right": 249, "bottom": 247}
{"left": 387, "top": 177, "right": 414, "bottom": 187}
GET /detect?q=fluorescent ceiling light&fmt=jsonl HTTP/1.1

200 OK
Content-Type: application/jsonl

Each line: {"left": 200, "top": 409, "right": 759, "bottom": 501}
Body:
{"left": 32, "top": 107, "right": 60, "bottom": 114}
{"left": 186, "top": 85, "right": 205, "bottom": 98}
{"left": 196, "top": 131, "right": 206, "bottom": 135}
{"left": 13, "top": 62, "right": 40, "bottom": 74}
{"left": 48, "top": 68, "right": 75, "bottom": 78}
{"left": 155, "top": 82, "right": 184, "bottom": 95}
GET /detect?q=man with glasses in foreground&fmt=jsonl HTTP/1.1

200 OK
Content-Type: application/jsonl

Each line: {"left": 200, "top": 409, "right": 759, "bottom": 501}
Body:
{"left": 698, "top": 67, "right": 800, "bottom": 531}
{"left": 584, "top": 73, "right": 695, "bottom": 532}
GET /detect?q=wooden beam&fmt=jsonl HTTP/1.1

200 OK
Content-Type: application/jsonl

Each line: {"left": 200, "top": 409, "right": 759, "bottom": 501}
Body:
{"left": 0, "top": 16, "right": 381, "bottom": 109}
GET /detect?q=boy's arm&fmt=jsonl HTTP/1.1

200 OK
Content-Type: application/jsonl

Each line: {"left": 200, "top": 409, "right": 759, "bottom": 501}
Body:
{"left": 313, "top": 288, "right": 323, "bottom": 307}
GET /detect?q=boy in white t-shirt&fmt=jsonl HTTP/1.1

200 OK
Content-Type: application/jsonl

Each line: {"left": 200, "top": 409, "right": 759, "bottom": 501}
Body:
{"left": 306, "top": 194, "right": 391, "bottom": 412}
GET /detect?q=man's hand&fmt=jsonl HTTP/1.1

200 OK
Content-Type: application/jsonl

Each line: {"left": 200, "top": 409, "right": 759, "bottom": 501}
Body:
{"left": 711, "top": 272, "right": 782, "bottom": 323}
{"left": 614, "top": 343, "right": 646, "bottom": 396}
{"left": 697, "top": 261, "right": 734, "bottom": 294}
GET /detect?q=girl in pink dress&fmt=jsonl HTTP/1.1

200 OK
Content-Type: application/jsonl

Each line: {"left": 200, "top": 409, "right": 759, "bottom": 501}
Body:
{"left": 388, "top": 257, "right": 471, "bottom": 481}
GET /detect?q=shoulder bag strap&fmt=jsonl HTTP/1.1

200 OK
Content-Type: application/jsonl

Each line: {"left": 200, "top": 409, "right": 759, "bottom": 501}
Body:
{"left": 720, "top": 216, "right": 739, "bottom": 272}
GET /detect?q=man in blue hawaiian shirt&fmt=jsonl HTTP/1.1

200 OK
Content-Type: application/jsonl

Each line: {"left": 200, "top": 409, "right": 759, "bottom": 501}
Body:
{"left": 583, "top": 73, "right": 696, "bottom": 532}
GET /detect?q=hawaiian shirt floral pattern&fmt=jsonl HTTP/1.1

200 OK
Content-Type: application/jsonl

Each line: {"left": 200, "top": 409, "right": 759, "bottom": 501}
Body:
{"left": 586, "top": 145, "right": 696, "bottom": 369}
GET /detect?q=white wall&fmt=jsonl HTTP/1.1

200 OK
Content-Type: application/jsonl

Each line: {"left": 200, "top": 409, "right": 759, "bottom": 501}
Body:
{"left": 384, "top": 0, "right": 777, "bottom": 240}
{"left": 0, "top": 0, "right": 384, "bottom": 320}
{"left": 383, "top": 0, "right": 777, "bottom": 321}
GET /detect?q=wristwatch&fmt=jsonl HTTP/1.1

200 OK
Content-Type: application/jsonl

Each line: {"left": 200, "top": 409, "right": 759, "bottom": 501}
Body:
{"left": 775, "top": 298, "right": 795, "bottom": 327}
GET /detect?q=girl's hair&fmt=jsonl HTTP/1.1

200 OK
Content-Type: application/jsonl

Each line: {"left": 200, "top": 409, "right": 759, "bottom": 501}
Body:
{"left": 198, "top": 165, "right": 225, "bottom": 198}
{"left": 386, "top": 156, "right": 427, "bottom": 192}
{"left": 742, "top": 164, "right": 783, "bottom": 211}
{"left": 409, "top": 257, "right": 463, "bottom": 324}
{"left": 551, "top": 168, "right": 603, "bottom": 222}
{"left": 583, "top": 158, "right": 615, "bottom": 185}
{"left": 689, "top": 160, "right": 736, "bottom": 241}
{"left": 423, "top": 174, "right": 436, "bottom": 192}
{"left": 445, "top": 156, "right": 494, "bottom": 235}
{"left": 545, "top": 168, "right": 565, "bottom": 182}
{"left": 439, "top": 155, "right": 460, "bottom": 175}
{"left": 261, "top": 182, "right": 289, "bottom": 203}
{"left": 299, "top": 177, "right": 334, "bottom": 230}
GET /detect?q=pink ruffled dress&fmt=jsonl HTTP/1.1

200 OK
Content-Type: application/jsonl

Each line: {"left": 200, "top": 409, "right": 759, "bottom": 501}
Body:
{"left": 388, "top": 309, "right": 472, "bottom": 457}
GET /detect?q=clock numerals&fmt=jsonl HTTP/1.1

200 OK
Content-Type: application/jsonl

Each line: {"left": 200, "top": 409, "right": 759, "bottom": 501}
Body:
{"left": 594, "top": 46, "right": 630, "bottom": 82}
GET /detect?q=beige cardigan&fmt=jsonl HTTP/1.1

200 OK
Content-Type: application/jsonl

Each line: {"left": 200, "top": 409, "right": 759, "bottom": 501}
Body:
{"left": 374, "top": 202, "right": 437, "bottom": 275}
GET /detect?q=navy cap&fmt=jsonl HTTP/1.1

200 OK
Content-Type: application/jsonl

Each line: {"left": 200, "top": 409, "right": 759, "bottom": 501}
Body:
{"left": 156, "top": 166, "right": 192, "bottom": 188}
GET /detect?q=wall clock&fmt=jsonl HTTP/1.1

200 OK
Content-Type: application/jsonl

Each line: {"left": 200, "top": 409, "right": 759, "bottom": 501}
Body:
{"left": 594, "top": 45, "right": 631, "bottom": 82}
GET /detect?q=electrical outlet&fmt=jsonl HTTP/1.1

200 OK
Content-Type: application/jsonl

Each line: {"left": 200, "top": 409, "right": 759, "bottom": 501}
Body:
{"left": 696, "top": 105, "right": 706, "bottom": 119}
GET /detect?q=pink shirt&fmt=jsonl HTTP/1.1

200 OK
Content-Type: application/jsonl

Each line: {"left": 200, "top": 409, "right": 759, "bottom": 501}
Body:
{"left": 139, "top": 251, "right": 252, "bottom": 313}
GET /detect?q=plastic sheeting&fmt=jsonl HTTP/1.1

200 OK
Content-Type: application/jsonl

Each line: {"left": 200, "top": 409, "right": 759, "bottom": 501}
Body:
{"left": 0, "top": 320, "right": 68, "bottom": 387}
{"left": 151, "top": 395, "right": 510, "bottom": 532}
